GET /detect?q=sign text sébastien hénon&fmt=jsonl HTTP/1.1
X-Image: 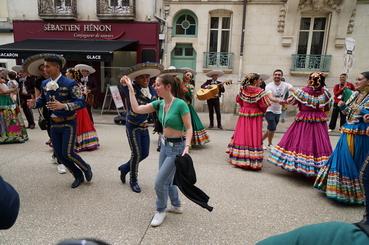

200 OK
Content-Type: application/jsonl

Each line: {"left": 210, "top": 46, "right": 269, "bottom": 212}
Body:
{"left": 44, "top": 23, "right": 112, "bottom": 32}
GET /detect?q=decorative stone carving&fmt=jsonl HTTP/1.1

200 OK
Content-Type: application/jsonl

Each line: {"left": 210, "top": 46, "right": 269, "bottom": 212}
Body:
{"left": 347, "top": 8, "right": 356, "bottom": 34}
{"left": 298, "top": 0, "right": 343, "bottom": 12}
{"left": 38, "top": 0, "right": 77, "bottom": 19}
{"left": 97, "top": 0, "right": 136, "bottom": 20}
{"left": 277, "top": 4, "right": 287, "bottom": 33}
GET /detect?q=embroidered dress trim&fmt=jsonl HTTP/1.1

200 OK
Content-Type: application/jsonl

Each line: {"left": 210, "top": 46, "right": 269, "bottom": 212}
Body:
{"left": 227, "top": 144, "right": 264, "bottom": 170}
{"left": 291, "top": 88, "right": 332, "bottom": 109}
{"left": 239, "top": 89, "right": 271, "bottom": 105}
{"left": 269, "top": 145, "right": 330, "bottom": 176}
{"left": 314, "top": 167, "right": 364, "bottom": 205}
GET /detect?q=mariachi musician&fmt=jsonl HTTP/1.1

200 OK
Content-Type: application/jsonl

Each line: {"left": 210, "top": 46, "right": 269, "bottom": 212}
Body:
{"left": 201, "top": 70, "right": 225, "bottom": 129}
{"left": 75, "top": 64, "right": 97, "bottom": 122}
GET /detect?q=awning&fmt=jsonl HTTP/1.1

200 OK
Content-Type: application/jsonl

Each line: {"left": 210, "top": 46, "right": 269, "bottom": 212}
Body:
{"left": 0, "top": 39, "right": 138, "bottom": 62}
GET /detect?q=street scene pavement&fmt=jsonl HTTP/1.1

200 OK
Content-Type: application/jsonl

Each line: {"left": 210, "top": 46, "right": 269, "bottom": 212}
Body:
{"left": 0, "top": 112, "right": 362, "bottom": 245}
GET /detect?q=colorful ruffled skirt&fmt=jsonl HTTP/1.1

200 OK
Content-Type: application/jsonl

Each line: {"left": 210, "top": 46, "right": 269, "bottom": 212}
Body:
{"left": 0, "top": 95, "right": 28, "bottom": 144}
{"left": 227, "top": 114, "right": 264, "bottom": 170}
{"left": 75, "top": 108, "right": 99, "bottom": 152}
{"left": 188, "top": 104, "right": 209, "bottom": 146}
{"left": 268, "top": 111, "right": 332, "bottom": 176}
{"left": 314, "top": 122, "right": 369, "bottom": 205}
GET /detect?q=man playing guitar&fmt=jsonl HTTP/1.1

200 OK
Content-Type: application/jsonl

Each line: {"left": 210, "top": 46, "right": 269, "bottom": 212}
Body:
{"left": 201, "top": 70, "right": 225, "bottom": 129}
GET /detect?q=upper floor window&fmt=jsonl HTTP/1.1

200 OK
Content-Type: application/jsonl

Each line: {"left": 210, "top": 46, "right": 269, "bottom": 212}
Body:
{"left": 97, "top": 0, "right": 135, "bottom": 20}
{"left": 291, "top": 16, "right": 331, "bottom": 72}
{"left": 297, "top": 17, "right": 327, "bottom": 55}
{"left": 209, "top": 16, "right": 231, "bottom": 53}
{"left": 38, "top": 0, "right": 77, "bottom": 19}
{"left": 173, "top": 11, "right": 197, "bottom": 36}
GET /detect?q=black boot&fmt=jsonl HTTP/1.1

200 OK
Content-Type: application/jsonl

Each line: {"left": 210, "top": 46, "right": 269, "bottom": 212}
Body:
{"left": 129, "top": 181, "right": 141, "bottom": 193}
{"left": 118, "top": 165, "right": 129, "bottom": 184}
{"left": 84, "top": 167, "right": 93, "bottom": 182}
{"left": 71, "top": 177, "right": 84, "bottom": 189}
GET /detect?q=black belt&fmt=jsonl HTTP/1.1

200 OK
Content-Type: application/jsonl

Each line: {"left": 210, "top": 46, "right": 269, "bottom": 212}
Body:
{"left": 50, "top": 115, "right": 76, "bottom": 123}
{"left": 164, "top": 137, "right": 185, "bottom": 143}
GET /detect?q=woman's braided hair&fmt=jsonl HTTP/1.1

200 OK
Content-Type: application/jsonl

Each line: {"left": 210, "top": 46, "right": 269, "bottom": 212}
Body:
{"left": 308, "top": 72, "right": 326, "bottom": 90}
{"left": 66, "top": 68, "right": 82, "bottom": 82}
{"left": 241, "top": 73, "right": 260, "bottom": 87}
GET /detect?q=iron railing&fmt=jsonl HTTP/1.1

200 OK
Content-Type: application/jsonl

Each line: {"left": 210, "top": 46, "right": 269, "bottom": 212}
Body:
{"left": 97, "top": 0, "right": 135, "bottom": 20}
{"left": 203, "top": 52, "right": 233, "bottom": 69}
{"left": 38, "top": 0, "right": 77, "bottom": 19}
{"left": 291, "top": 54, "right": 332, "bottom": 72}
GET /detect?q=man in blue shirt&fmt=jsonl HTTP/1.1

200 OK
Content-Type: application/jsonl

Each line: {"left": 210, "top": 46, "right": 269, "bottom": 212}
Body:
{"left": 28, "top": 54, "right": 93, "bottom": 189}
{"left": 118, "top": 63, "right": 162, "bottom": 193}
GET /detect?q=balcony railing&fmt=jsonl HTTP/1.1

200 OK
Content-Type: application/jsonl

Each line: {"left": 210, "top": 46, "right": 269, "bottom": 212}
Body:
{"left": 203, "top": 52, "right": 233, "bottom": 69}
{"left": 291, "top": 54, "right": 332, "bottom": 72}
{"left": 97, "top": 0, "right": 135, "bottom": 20}
{"left": 38, "top": 0, "right": 77, "bottom": 19}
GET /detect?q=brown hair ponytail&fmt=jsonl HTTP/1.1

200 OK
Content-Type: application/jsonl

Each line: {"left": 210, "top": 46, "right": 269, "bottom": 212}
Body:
{"left": 158, "top": 74, "right": 185, "bottom": 99}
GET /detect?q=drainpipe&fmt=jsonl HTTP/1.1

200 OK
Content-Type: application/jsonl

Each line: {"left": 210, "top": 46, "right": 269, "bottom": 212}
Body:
{"left": 235, "top": 0, "right": 247, "bottom": 114}
{"left": 239, "top": 0, "right": 247, "bottom": 80}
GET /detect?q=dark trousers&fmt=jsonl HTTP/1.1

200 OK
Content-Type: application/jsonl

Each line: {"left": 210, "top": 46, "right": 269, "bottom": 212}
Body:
{"left": 119, "top": 123, "right": 150, "bottom": 182}
{"left": 50, "top": 120, "right": 90, "bottom": 179}
{"left": 20, "top": 99, "right": 35, "bottom": 126}
{"left": 207, "top": 98, "right": 222, "bottom": 126}
{"left": 329, "top": 103, "right": 346, "bottom": 130}
{"left": 360, "top": 156, "right": 369, "bottom": 224}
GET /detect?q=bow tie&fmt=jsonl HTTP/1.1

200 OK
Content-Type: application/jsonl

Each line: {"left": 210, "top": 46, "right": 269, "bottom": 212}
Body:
{"left": 141, "top": 87, "right": 152, "bottom": 99}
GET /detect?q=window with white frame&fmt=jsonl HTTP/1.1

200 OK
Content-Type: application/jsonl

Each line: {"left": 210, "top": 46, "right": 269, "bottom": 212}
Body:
{"left": 297, "top": 17, "right": 327, "bottom": 55}
{"left": 206, "top": 15, "right": 232, "bottom": 68}
{"left": 209, "top": 16, "right": 231, "bottom": 53}
{"left": 293, "top": 16, "right": 331, "bottom": 71}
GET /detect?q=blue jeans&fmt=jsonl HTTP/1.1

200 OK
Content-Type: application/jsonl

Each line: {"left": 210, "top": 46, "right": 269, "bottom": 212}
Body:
{"left": 50, "top": 120, "right": 90, "bottom": 179}
{"left": 155, "top": 140, "right": 184, "bottom": 212}
{"left": 119, "top": 123, "right": 150, "bottom": 182}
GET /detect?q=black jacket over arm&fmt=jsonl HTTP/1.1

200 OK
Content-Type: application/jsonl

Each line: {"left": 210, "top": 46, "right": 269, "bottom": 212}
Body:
{"left": 0, "top": 176, "right": 20, "bottom": 229}
{"left": 174, "top": 154, "right": 213, "bottom": 212}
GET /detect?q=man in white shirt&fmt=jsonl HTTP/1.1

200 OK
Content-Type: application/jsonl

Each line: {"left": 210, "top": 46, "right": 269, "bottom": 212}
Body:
{"left": 263, "top": 69, "right": 292, "bottom": 149}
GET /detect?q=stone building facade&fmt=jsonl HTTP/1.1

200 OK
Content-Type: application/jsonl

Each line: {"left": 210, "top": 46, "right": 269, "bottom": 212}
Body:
{"left": 160, "top": 0, "right": 369, "bottom": 112}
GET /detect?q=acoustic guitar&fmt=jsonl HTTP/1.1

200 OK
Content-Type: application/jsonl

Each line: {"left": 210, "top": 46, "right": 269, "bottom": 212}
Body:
{"left": 196, "top": 80, "right": 232, "bottom": 101}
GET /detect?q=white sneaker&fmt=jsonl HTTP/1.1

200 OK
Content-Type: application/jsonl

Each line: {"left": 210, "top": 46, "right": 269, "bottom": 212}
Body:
{"left": 328, "top": 129, "right": 333, "bottom": 132}
{"left": 167, "top": 206, "right": 183, "bottom": 214}
{"left": 51, "top": 154, "right": 57, "bottom": 164}
{"left": 266, "top": 144, "right": 273, "bottom": 151}
{"left": 150, "top": 212, "right": 166, "bottom": 227}
{"left": 57, "top": 164, "right": 67, "bottom": 174}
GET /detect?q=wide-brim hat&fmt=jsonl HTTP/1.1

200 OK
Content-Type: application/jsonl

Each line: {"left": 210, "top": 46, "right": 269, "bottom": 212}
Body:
{"left": 124, "top": 63, "right": 164, "bottom": 80}
{"left": 23, "top": 53, "right": 66, "bottom": 76}
{"left": 206, "top": 70, "right": 224, "bottom": 78}
{"left": 11, "top": 65, "right": 23, "bottom": 73}
{"left": 0, "top": 67, "right": 9, "bottom": 75}
{"left": 161, "top": 68, "right": 187, "bottom": 76}
{"left": 181, "top": 67, "right": 197, "bottom": 76}
{"left": 74, "top": 64, "right": 96, "bottom": 74}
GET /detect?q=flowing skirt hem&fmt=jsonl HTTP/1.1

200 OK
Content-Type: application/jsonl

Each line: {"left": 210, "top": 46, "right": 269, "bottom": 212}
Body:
{"left": 227, "top": 144, "right": 263, "bottom": 170}
{"left": 314, "top": 167, "right": 364, "bottom": 205}
{"left": 268, "top": 145, "right": 329, "bottom": 177}
{"left": 192, "top": 129, "right": 209, "bottom": 146}
{"left": 75, "top": 131, "right": 99, "bottom": 152}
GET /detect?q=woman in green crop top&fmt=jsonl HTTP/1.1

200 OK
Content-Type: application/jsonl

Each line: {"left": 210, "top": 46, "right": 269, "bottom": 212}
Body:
{"left": 120, "top": 74, "right": 192, "bottom": 227}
